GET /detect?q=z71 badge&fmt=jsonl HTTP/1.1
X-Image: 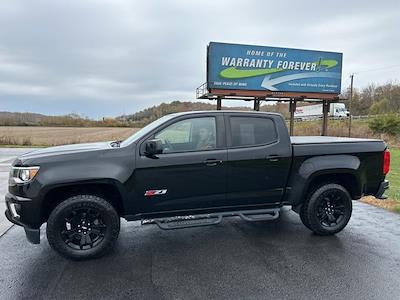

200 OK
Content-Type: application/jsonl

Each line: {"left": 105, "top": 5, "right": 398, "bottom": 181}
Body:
{"left": 144, "top": 189, "right": 168, "bottom": 197}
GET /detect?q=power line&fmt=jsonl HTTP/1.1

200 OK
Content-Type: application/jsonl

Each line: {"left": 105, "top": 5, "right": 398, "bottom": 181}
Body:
{"left": 355, "top": 64, "right": 400, "bottom": 74}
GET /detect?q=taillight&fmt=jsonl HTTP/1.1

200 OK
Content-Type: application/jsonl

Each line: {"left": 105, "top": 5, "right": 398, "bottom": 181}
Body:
{"left": 383, "top": 149, "right": 390, "bottom": 175}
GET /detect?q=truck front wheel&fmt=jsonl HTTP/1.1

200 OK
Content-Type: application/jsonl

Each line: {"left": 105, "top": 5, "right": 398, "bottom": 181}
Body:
{"left": 46, "top": 194, "right": 120, "bottom": 260}
{"left": 300, "top": 183, "right": 352, "bottom": 235}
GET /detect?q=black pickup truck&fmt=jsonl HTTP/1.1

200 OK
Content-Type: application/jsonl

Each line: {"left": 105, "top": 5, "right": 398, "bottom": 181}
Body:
{"left": 5, "top": 111, "right": 390, "bottom": 260}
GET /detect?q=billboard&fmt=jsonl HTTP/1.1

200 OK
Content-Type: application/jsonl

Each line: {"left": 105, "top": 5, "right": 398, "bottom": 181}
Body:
{"left": 207, "top": 42, "right": 343, "bottom": 94}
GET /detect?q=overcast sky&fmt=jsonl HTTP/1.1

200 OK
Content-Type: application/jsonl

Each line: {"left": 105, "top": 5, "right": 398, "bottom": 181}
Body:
{"left": 0, "top": 0, "right": 399, "bottom": 118}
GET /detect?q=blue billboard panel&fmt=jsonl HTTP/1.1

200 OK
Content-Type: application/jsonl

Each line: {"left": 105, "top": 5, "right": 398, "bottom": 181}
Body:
{"left": 207, "top": 42, "right": 342, "bottom": 94}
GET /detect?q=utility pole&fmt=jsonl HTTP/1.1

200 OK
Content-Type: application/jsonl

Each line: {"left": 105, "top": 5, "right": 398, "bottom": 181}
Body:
{"left": 348, "top": 74, "right": 354, "bottom": 137}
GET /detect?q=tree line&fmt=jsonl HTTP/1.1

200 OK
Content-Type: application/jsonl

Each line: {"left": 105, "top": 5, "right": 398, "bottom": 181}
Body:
{"left": 342, "top": 82, "right": 400, "bottom": 115}
{"left": 1, "top": 82, "right": 399, "bottom": 128}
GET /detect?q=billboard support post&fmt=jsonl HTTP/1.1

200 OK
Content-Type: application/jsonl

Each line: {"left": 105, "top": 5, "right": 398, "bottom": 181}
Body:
{"left": 322, "top": 100, "right": 329, "bottom": 136}
{"left": 216, "top": 97, "right": 222, "bottom": 110}
{"left": 253, "top": 99, "right": 260, "bottom": 111}
{"left": 289, "top": 99, "right": 296, "bottom": 136}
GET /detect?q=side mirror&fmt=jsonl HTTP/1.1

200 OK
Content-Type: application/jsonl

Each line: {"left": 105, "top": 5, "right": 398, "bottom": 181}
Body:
{"left": 144, "top": 139, "right": 163, "bottom": 157}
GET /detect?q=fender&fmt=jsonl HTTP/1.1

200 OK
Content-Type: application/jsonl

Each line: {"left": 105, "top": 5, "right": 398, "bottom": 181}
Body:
{"left": 38, "top": 178, "right": 129, "bottom": 221}
{"left": 39, "top": 178, "right": 128, "bottom": 202}
{"left": 284, "top": 155, "right": 361, "bottom": 206}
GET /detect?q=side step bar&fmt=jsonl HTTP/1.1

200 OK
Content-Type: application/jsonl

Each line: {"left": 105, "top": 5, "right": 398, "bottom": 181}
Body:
{"left": 141, "top": 208, "right": 280, "bottom": 230}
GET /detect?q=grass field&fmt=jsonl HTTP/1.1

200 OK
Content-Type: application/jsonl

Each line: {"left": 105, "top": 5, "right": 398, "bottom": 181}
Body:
{"left": 1, "top": 119, "right": 399, "bottom": 147}
{"left": 0, "top": 126, "right": 138, "bottom": 146}
{"left": 0, "top": 124, "right": 399, "bottom": 213}
{"left": 384, "top": 148, "right": 400, "bottom": 213}
{"left": 387, "top": 148, "right": 400, "bottom": 202}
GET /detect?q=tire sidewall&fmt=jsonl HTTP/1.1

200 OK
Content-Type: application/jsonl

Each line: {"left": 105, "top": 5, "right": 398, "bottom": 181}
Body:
{"left": 307, "top": 184, "right": 352, "bottom": 235}
{"left": 46, "top": 195, "right": 120, "bottom": 260}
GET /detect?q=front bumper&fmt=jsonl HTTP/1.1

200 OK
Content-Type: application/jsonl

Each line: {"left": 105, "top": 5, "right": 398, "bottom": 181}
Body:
{"left": 375, "top": 180, "right": 389, "bottom": 200}
{"left": 5, "top": 193, "right": 40, "bottom": 244}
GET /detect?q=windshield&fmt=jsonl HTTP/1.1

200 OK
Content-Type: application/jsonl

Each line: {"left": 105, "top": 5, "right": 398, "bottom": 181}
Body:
{"left": 120, "top": 114, "right": 178, "bottom": 147}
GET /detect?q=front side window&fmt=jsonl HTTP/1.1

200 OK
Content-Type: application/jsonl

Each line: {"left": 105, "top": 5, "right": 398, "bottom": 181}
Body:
{"left": 230, "top": 117, "right": 277, "bottom": 147}
{"left": 154, "top": 117, "right": 216, "bottom": 153}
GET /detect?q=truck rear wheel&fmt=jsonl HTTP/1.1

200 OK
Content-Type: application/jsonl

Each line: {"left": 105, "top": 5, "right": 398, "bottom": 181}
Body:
{"left": 46, "top": 194, "right": 120, "bottom": 260}
{"left": 300, "top": 183, "right": 352, "bottom": 235}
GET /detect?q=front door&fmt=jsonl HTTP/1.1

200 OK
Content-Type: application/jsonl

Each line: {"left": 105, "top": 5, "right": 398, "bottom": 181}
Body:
{"left": 225, "top": 114, "right": 291, "bottom": 207}
{"left": 133, "top": 115, "right": 227, "bottom": 213}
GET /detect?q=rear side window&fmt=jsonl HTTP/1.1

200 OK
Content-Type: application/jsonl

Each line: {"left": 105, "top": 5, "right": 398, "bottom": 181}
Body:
{"left": 229, "top": 117, "right": 277, "bottom": 147}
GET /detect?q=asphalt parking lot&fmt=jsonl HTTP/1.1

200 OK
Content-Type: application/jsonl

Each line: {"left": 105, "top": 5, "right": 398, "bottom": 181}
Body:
{"left": 1, "top": 148, "right": 400, "bottom": 299}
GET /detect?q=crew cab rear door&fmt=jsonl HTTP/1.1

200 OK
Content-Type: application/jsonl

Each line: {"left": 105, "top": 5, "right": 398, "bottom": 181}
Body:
{"left": 133, "top": 113, "right": 227, "bottom": 213}
{"left": 225, "top": 113, "right": 292, "bottom": 207}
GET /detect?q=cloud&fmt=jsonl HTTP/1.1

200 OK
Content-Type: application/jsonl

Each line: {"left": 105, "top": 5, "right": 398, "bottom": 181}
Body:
{"left": 0, "top": 0, "right": 399, "bottom": 117}
{"left": 0, "top": 82, "right": 50, "bottom": 95}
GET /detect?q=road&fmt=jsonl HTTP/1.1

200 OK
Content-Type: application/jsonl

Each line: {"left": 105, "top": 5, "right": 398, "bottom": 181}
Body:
{"left": 0, "top": 148, "right": 400, "bottom": 299}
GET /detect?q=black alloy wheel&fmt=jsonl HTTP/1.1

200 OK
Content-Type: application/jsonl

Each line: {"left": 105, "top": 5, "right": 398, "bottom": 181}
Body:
{"left": 61, "top": 207, "right": 107, "bottom": 250}
{"left": 316, "top": 189, "right": 346, "bottom": 228}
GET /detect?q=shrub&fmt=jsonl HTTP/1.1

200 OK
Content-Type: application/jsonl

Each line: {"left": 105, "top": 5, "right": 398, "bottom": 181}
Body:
{"left": 368, "top": 114, "right": 400, "bottom": 136}
{"left": 369, "top": 98, "right": 391, "bottom": 114}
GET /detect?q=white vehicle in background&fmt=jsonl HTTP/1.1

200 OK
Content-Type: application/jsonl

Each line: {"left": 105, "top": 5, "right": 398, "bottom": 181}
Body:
{"left": 294, "top": 103, "right": 349, "bottom": 121}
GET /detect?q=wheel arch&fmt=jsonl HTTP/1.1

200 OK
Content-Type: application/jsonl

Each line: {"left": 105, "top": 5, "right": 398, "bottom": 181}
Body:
{"left": 287, "top": 154, "right": 362, "bottom": 209}
{"left": 40, "top": 179, "right": 126, "bottom": 223}
{"left": 304, "top": 172, "right": 360, "bottom": 200}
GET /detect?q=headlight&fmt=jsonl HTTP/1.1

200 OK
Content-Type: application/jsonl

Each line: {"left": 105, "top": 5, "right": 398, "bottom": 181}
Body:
{"left": 10, "top": 166, "right": 40, "bottom": 184}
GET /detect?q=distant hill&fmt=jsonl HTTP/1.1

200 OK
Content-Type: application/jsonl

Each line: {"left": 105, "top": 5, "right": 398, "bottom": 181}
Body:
{"left": 0, "top": 111, "right": 47, "bottom": 126}
{"left": 119, "top": 101, "right": 213, "bottom": 121}
{"left": 0, "top": 111, "right": 128, "bottom": 127}
{"left": 118, "top": 100, "right": 289, "bottom": 126}
{"left": 117, "top": 101, "right": 239, "bottom": 126}
{"left": 0, "top": 101, "right": 290, "bottom": 128}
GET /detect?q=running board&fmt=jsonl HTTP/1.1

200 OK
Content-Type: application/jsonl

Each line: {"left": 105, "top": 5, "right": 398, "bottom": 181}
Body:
{"left": 141, "top": 208, "right": 280, "bottom": 230}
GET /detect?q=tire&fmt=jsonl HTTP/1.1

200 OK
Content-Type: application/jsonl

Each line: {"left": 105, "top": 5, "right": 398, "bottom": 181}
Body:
{"left": 299, "top": 206, "right": 312, "bottom": 231}
{"left": 46, "top": 194, "right": 120, "bottom": 260}
{"left": 300, "top": 183, "right": 352, "bottom": 235}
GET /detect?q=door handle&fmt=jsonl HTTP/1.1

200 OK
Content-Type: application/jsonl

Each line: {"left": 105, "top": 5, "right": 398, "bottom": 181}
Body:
{"left": 203, "top": 159, "right": 222, "bottom": 166}
{"left": 266, "top": 154, "right": 280, "bottom": 162}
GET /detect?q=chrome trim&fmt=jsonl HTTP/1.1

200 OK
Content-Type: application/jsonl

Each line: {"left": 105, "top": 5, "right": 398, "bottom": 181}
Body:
{"left": 10, "top": 166, "right": 41, "bottom": 170}
{"left": 9, "top": 203, "right": 19, "bottom": 218}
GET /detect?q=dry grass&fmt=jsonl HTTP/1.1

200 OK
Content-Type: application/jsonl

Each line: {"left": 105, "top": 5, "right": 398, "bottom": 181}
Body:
{"left": 0, "top": 126, "right": 139, "bottom": 146}
{"left": 0, "top": 123, "right": 398, "bottom": 214}
{"left": 293, "top": 119, "right": 374, "bottom": 137}
{"left": 1, "top": 119, "right": 398, "bottom": 148}
{"left": 361, "top": 196, "right": 400, "bottom": 213}
{"left": 292, "top": 119, "right": 400, "bottom": 147}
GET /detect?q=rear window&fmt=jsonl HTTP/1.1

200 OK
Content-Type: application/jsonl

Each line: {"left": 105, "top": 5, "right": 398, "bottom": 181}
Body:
{"left": 230, "top": 117, "right": 277, "bottom": 147}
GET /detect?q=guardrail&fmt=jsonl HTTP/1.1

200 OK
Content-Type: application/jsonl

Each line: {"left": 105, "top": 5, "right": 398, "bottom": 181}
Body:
{"left": 352, "top": 115, "right": 378, "bottom": 120}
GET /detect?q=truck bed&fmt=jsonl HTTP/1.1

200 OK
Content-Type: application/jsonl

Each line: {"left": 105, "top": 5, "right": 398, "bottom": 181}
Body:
{"left": 288, "top": 135, "right": 387, "bottom": 200}
{"left": 290, "top": 136, "right": 382, "bottom": 145}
